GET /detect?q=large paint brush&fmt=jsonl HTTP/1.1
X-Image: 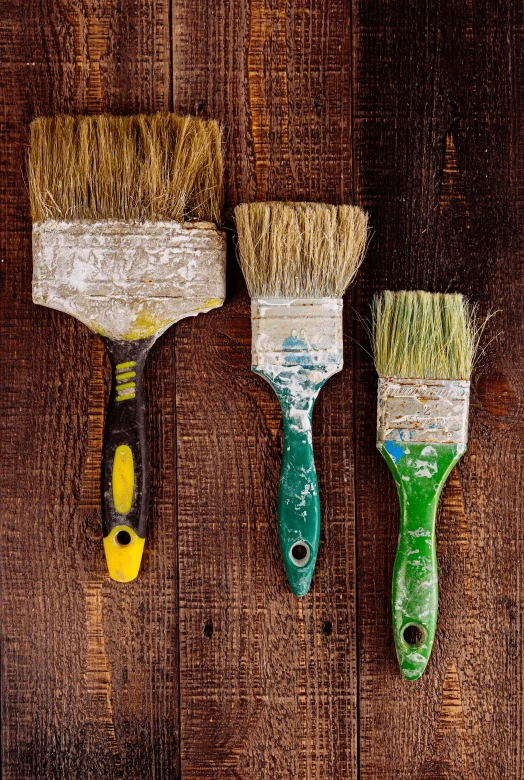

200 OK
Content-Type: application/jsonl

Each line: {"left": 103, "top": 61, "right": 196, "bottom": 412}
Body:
{"left": 235, "top": 202, "right": 368, "bottom": 596}
{"left": 29, "top": 114, "right": 226, "bottom": 582}
{"left": 372, "top": 290, "right": 480, "bottom": 679}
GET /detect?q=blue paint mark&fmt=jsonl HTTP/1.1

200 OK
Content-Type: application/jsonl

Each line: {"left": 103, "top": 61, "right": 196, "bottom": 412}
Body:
{"left": 384, "top": 440, "right": 406, "bottom": 464}
{"left": 282, "top": 334, "right": 311, "bottom": 366}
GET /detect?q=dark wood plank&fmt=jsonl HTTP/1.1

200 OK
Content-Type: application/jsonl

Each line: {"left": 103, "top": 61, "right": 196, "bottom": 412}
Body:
{"left": 0, "top": 1, "right": 179, "bottom": 777}
{"left": 2, "top": 1, "right": 523, "bottom": 777}
{"left": 352, "top": 0, "right": 524, "bottom": 776}
{"left": 172, "top": 1, "right": 359, "bottom": 777}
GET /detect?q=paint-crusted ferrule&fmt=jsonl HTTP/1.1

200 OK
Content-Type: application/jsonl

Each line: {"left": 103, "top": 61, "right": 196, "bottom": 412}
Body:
{"left": 251, "top": 298, "right": 343, "bottom": 597}
{"left": 32, "top": 220, "right": 226, "bottom": 341}
{"left": 251, "top": 297, "right": 343, "bottom": 377}
{"left": 376, "top": 376, "right": 470, "bottom": 679}
{"left": 377, "top": 377, "right": 470, "bottom": 445}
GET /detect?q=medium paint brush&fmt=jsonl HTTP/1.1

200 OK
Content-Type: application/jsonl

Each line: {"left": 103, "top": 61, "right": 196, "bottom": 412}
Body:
{"left": 235, "top": 202, "right": 369, "bottom": 596}
{"left": 30, "top": 114, "right": 226, "bottom": 582}
{"left": 372, "top": 290, "right": 481, "bottom": 679}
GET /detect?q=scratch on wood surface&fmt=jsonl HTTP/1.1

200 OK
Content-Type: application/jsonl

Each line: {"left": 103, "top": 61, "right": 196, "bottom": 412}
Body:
{"left": 295, "top": 598, "right": 314, "bottom": 780}
{"left": 78, "top": 338, "right": 106, "bottom": 511}
{"left": 415, "top": 660, "right": 471, "bottom": 779}
{"left": 440, "top": 466, "right": 472, "bottom": 598}
{"left": 83, "top": 0, "right": 112, "bottom": 111}
{"left": 434, "top": 659, "right": 471, "bottom": 775}
{"left": 464, "top": 0, "right": 473, "bottom": 46}
{"left": 438, "top": 133, "right": 470, "bottom": 228}
{"left": 83, "top": 581, "right": 121, "bottom": 766}
{"left": 440, "top": 467, "right": 469, "bottom": 550}
{"left": 438, "top": 661, "right": 467, "bottom": 729}
{"left": 57, "top": 0, "right": 112, "bottom": 112}
{"left": 247, "top": 0, "right": 290, "bottom": 198}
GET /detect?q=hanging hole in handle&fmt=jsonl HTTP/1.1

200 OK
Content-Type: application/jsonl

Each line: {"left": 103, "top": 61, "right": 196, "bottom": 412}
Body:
{"left": 290, "top": 541, "right": 311, "bottom": 567}
{"left": 115, "top": 530, "right": 132, "bottom": 547}
{"left": 402, "top": 623, "right": 427, "bottom": 648}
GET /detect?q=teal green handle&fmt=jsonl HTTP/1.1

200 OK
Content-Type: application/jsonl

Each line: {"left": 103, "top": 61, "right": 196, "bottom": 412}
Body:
{"left": 378, "top": 441, "right": 465, "bottom": 679}
{"left": 277, "top": 394, "right": 320, "bottom": 596}
{"left": 255, "top": 366, "right": 330, "bottom": 596}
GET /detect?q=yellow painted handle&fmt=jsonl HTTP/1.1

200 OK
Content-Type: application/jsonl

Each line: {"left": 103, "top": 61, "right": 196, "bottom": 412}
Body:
{"left": 103, "top": 526, "right": 145, "bottom": 583}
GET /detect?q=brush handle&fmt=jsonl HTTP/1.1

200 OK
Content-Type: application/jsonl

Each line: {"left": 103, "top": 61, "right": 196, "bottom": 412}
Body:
{"left": 277, "top": 394, "right": 320, "bottom": 596}
{"left": 255, "top": 366, "right": 332, "bottom": 596}
{"left": 101, "top": 336, "right": 155, "bottom": 582}
{"left": 378, "top": 441, "right": 465, "bottom": 679}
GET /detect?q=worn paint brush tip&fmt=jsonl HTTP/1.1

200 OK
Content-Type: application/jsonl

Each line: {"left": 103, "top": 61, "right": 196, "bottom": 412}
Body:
{"left": 29, "top": 113, "right": 224, "bottom": 225}
{"left": 234, "top": 201, "right": 369, "bottom": 298}
{"left": 371, "top": 290, "right": 483, "bottom": 381}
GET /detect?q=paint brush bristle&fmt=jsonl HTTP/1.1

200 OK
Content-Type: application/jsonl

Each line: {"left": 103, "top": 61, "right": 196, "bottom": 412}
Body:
{"left": 29, "top": 113, "right": 223, "bottom": 224}
{"left": 234, "top": 201, "right": 369, "bottom": 298}
{"left": 372, "top": 290, "right": 481, "bottom": 380}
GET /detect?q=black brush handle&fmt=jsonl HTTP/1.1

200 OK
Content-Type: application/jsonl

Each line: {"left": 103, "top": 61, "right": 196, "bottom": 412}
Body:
{"left": 101, "top": 336, "right": 155, "bottom": 582}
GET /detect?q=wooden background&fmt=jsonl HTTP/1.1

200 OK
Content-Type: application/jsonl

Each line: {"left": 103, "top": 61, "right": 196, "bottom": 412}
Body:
{"left": 1, "top": 0, "right": 522, "bottom": 777}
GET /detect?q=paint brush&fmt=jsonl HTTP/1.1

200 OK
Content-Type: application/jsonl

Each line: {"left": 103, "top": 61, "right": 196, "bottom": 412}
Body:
{"left": 372, "top": 290, "right": 480, "bottom": 679}
{"left": 29, "top": 114, "right": 226, "bottom": 582}
{"left": 235, "top": 202, "right": 369, "bottom": 596}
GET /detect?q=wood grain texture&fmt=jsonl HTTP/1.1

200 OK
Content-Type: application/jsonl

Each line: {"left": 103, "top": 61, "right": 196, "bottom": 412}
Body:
{"left": 1, "top": 0, "right": 523, "bottom": 777}
{"left": 353, "top": 0, "right": 524, "bottom": 777}
{"left": 172, "top": 1, "right": 358, "bottom": 778}
{"left": 0, "top": 1, "right": 179, "bottom": 777}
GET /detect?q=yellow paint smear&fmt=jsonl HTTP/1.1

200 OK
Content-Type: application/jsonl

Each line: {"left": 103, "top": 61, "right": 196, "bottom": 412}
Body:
{"left": 123, "top": 309, "right": 172, "bottom": 340}
{"left": 112, "top": 445, "right": 134, "bottom": 514}
{"left": 94, "top": 298, "right": 224, "bottom": 342}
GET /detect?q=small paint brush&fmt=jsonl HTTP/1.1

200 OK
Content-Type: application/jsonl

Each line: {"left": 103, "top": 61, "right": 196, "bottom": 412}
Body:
{"left": 235, "top": 202, "right": 369, "bottom": 596}
{"left": 29, "top": 114, "right": 226, "bottom": 582}
{"left": 371, "top": 290, "right": 481, "bottom": 679}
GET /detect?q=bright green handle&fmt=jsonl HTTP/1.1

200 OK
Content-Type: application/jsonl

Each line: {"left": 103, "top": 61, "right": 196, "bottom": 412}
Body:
{"left": 378, "top": 440, "right": 465, "bottom": 679}
{"left": 255, "top": 366, "right": 329, "bottom": 596}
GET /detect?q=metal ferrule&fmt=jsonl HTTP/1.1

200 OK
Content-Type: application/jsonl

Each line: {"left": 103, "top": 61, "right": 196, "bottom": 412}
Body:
{"left": 377, "top": 377, "right": 470, "bottom": 445}
{"left": 251, "top": 297, "right": 343, "bottom": 376}
{"left": 32, "top": 220, "right": 226, "bottom": 340}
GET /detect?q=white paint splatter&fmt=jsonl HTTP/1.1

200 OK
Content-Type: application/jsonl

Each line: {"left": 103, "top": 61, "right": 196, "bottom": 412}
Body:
{"left": 413, "top": 459, "right": 438, "bottom": 478}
